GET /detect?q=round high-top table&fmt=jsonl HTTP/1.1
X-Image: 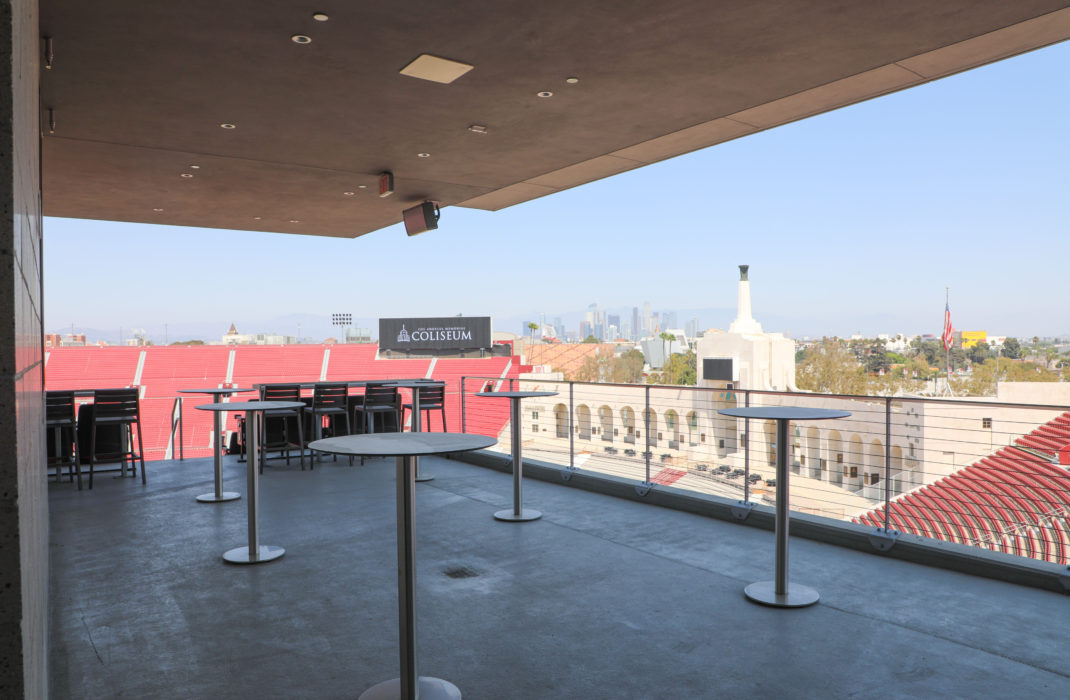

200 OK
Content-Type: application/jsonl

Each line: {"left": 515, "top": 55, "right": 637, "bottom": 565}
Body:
{"left": 475, "top": 391, "right": 558, "bottom": 522}
{"left": 388, "top": 379, "right": 446, "bottom": 483}
{"left": 718, "top": 406, "right": 850, "bottom": 607}
{"left": 196, "top": 400, "right": 305, "bottom": 564}
{"left": 179, "top": 387, "right": 257, "bottom": 503}
{"left": 307, "top": 432, "right": 496, "bottom": 700}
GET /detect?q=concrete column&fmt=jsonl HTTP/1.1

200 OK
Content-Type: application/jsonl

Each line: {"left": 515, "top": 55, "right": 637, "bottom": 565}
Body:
{"left": 0, "top": 0, "right": 47, "bottom": 697}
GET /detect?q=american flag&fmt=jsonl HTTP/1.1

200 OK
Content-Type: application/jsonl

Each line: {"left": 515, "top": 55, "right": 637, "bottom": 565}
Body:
{"left": 942, "top": 302, "right": 953, "bottom": 351}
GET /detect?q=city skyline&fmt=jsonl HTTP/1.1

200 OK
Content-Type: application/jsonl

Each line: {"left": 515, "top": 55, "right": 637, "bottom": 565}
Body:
{"left": 44, "top": 41, "right": 1070, "bottom": 339}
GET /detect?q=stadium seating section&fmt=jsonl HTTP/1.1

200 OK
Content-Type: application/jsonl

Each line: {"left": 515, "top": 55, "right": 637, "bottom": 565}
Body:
{"left": 45, "top": 344, "right": 527, "bottom": 462}
{"left": 855, "top": 412, "right": 1070, "bottom": 565}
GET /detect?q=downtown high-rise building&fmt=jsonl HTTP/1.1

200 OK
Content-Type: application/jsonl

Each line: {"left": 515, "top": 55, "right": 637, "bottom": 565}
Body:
{"left": 631, "top": 307, "right": 640, "bottom": 340}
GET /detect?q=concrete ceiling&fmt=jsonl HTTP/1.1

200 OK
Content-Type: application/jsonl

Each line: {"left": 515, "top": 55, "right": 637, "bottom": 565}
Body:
{"left": 39, "top": 1, "right": 1070, "bottom": 238}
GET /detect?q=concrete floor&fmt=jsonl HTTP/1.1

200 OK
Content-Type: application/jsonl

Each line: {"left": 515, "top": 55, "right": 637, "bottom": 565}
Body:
{"left": 49, "top": 452, "right": 1070, "bottom": 699}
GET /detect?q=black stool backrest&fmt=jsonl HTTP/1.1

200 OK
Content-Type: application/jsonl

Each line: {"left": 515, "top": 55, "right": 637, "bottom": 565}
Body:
{"left": 261, "top": 384, "right": 300, "bottom": 402}
{"left": 312, "top": 383, "right": 348, "bottom": 410}
{"left": 46, "top": 390, "right": 76, "bottom": 422}
{"left": 363, "top": 384, "right": 398, "bottom": 409}
{"left": 93, "top": 388, "right": 140, "bottom": 420}
{"left": 416, "top": 384, "right": 445, "bottom": 408}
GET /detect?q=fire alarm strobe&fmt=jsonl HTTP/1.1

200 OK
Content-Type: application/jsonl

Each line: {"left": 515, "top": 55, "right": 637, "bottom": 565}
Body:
{"left": 378, "top": 171, "right": 394, "bottom": 198}
{"left": 403, "top": 201, "right": 440, "bottom": 236}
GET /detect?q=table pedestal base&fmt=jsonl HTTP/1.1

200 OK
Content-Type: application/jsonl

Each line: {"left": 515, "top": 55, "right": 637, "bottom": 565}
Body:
{"left": 494, "top": 508, "right": 541, "bottom": 522}
{"left": 197, "top": 491, "right": 240, "bottom": 503}
{"left": 414, "top": 473, "right": 434, "bottom": 483}
{"left": 744, "top": 580, "right": 819, "bottom": 608}
{"left": 223, "top": 545, "right": 285, "bottom": 564}
{"left": 359, "top": 676, "right": 461, "bottom": 700}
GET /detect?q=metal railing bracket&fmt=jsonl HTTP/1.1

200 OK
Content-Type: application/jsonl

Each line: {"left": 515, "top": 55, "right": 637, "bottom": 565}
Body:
{"left": 869, "top": 528, "right": 900, "bottom": 552}
{"left": 731, "top": 500, "right": 754, "bottom": 521}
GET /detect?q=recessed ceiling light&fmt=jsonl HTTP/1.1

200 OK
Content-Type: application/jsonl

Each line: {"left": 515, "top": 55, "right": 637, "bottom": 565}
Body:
{"left": 537, "top": 91, "right": 553, "bottom": 98}
{"left": 189, "top": 164, "right": 200, "bottom": 169}
{"left": 152, "top": 208, "right": 164, "bottom": 212}
{"left": 343, "top": 191, "right": 355, "bottom": 196}
{"left": 417, "top": 152, "right": 430, "bottom": 158}
{"left": 400, "top": 54, "right": 474, "bottom": 84}
{"left": 357, "top": 184, "right": 368, "bottom": 189}
{"left": 220, "top": 123, "right": 236, "bottom": 129}
{"left": 289, "top": 219, "right": 300, "bottom": 223}
{"left": 565, "top": 77, "right": 579, "bottom": 84}
{"left": 467, "top": 124, "right": 488, "bottom": 134}
{"left": 253, "top": 216, "right": 261, "bottom": 220}
{"left": 180, "top": 173, "right": 194, "bottom": 178}
{"left": 291, "top": 35, "right": 312, "bottom": 45}
{"left": 312, "top": 12, "right": 329, "bottom": 21}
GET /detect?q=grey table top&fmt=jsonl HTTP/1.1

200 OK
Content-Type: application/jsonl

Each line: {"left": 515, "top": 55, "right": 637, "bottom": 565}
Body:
{"left": 475, "top": 391, "right": 559, "bottom": 399}
{"left": 308, "top": 432, "right": 496, "bottom": 457}
{"left": 718, "top": 407, "right": 851, "bottom": 421}
{"left": 195, "top": 401, "right": 306, "bottom": 412}
{"left": 178, "top": 387, "right": 257, "bottom": 395}
{"left": 387, "top": 379, "right": 446, "bottom": 388}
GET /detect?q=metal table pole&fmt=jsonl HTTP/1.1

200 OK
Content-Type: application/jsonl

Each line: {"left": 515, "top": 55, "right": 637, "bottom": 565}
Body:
{"left": 399, "top": 454, "right": 418, "bottom": 697}
{"left": 494, "top": 396, "right": 541, "bottom": 522}
{"left": 359, "top": 455, "right": 460, "bottom": 700}
{"left": 743, "top": 417, "right": 819, "bottom": 607}
{"left": 223, "top": 409, "right": 284, "bottom": 564}
{"left": 197, "top": 393, "right": 240, "bottom": 503}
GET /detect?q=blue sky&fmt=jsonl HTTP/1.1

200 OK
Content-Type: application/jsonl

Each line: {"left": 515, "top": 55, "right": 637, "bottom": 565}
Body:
{"left": 45, "top": 40, "right": 1069, "bottom": 341}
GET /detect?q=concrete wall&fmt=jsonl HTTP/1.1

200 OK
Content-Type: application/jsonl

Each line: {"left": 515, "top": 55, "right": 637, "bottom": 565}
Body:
{"left": 0, "top": 0, "right": 46, "bottom": 697}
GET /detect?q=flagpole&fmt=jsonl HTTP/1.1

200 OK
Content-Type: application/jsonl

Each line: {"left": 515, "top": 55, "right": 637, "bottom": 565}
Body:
{"left": 944, "top": 287, "right": 953, "bottom": 397}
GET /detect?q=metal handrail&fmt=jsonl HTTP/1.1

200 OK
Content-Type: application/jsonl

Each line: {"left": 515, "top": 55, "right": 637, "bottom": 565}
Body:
{"left": 458, "top": 374, "right": 1070, "bottom": 566}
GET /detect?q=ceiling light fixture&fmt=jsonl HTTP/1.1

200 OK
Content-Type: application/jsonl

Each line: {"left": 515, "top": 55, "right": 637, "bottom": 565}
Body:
{"left": 343, "top": 191, "right": 355, "bottom": 196}
{"left": 220, "top": 123, "right": 236, "bottom": 129}
{"left": 289, "top": 219, "right": 300, "bottom": 223}
{"left": 417, "top": 152, "right": 430, "bottom": 158}
{"left": 291, "top": 34, "right": 312, "bottom": 44}
{"left": 180, "top": 173, "right": 194, "bottom": 178}
{"left": 357, "top": 184, "right": 368, "bottom": 189}
{"left": 312, "top": 12, "right": 329, "bottom": 21}
{"left": 537, "top": 91, "right": 553, "bottom": 98}
{"left": 253, "top": 216, "right": 262, "bottom": 220}
{"left": 400, "top": 54, "right": 474, "bottom": 84}
{"left": 467, "top": 124, "right": 488, "bottom": 134}
{"left": 565, "top": 77, "right": 579, "bottom": 84}
{"left": 153, "top": 208, "right": 164, "bottom": 212}
{"left": 189, "top": 164, "right": 200, "bottom": 169}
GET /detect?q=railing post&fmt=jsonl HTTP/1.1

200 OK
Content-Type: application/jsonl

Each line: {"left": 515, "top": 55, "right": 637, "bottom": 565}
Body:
{"left": 643, "top": 385, "right": 652, "bottom": 484}
{"left": 568, "top": 382, "right": 575, "bottom": 469}
{"left": 884, "top": 397, "right": 892, "bottom": 530}
{"left": 869, "top": 397, "right": 899, "bottom": 552}
{"left": 179, "top": 397, "right": 184, "bottom": 460}
{"left": 460, "top": 377, "right": 466, "bottom": 434}
{"left": 730, "top": 389, "right": 755, "bottom": 520}
{"left": 744, "top": 390, "right": 751, "bottom": 498}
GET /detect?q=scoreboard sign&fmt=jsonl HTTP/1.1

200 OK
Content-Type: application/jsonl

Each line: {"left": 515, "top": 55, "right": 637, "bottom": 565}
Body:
{"left": 379, "top": 317, "right": 492, "bottom": 352}
{"left": 702, "top": 358, "right": 733, "bottom": 381}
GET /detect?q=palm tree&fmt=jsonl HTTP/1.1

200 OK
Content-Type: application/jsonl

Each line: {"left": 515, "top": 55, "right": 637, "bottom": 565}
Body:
{"left": 659, "top": 331, "right": 675, "bottom": 381}
{"left": 527, "top": 322, "right": 539, "bottom": 345}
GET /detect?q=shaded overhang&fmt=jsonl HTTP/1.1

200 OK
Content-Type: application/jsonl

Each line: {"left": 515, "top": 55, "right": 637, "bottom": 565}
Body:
{"left": 39, "top": 1, "right": 1070, "bottom": 238}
